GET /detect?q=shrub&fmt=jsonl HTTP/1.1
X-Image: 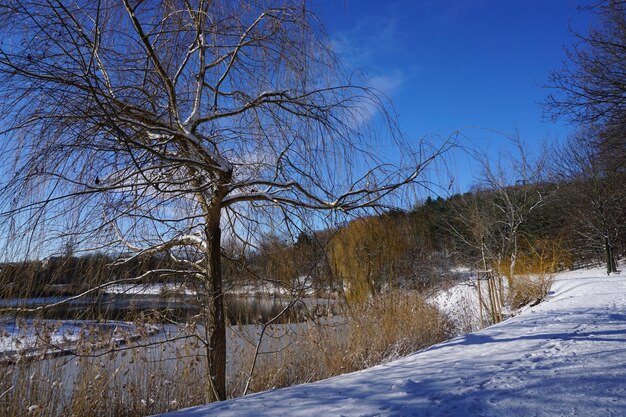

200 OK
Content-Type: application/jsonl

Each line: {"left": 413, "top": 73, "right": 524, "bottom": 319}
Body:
{"left": 509, "top": 274, "right": 554, "bottom": 310}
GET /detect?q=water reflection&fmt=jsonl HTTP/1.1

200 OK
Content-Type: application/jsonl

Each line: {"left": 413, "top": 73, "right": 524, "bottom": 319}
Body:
{"left": 1, "top": 293, "right": 339, "bottom": 325}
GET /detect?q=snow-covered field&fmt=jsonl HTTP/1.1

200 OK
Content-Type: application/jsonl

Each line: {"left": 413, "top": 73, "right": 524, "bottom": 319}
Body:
{"left": 160, "top": 265, "right": 626, "bottom": 417}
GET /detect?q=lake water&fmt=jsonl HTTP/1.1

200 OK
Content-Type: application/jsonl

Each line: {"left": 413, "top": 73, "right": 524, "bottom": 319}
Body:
{"left": 0, "top": 293, "right": 338, "bottom": 324}
{"left": 0, "top": 291, "right": 342, "bottom": 413}
{"left": 0, "top": 315, "right": 346, "bottom": 414}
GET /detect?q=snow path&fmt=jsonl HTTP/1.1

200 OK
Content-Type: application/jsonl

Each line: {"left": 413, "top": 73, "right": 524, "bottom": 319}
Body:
{"left": 161, "top": 267, "right": 626, "bottom": 417}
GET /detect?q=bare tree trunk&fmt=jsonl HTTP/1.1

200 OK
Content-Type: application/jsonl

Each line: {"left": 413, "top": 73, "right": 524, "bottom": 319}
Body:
{"left": 476, "top": 274, "right": 485, "bottom": 329}
{"left": 489, "top": 272, "right": 503, "bottom": 323}
{"left": 486, "top": 274, "right": 495, "bottom": 324}
{"left": 205, "top": 214, "right": 226, "bottom": 402}
{"left": 497, "top": 274, "right": 505, "bottom": 306}
{"left": 605, "top": 231, "right": 617, "bottom": 275}
{"left": 478, "top": 237, "right": 488, "bottom": 329}
{"left": 509, "top": 230, "right": 518, "bottom": 286}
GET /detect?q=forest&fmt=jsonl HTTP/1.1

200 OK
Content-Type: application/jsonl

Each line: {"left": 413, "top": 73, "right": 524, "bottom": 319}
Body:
{"left": 3, "top": 148, "right": 623, "bottom": 304}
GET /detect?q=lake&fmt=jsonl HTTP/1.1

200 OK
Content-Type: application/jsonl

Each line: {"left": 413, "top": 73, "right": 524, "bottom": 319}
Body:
{"left": 0, "top": 292, "right": 338, "bottom": 324}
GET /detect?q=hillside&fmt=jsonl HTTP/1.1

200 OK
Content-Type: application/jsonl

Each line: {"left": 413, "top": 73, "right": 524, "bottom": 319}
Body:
{"left": 161, "top": 265, "right": 626, "bottom": 417}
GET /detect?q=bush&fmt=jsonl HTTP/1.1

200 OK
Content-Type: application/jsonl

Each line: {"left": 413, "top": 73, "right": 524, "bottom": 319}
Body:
{"left": 509, "top": 274, "right": 554, "bottom": 310}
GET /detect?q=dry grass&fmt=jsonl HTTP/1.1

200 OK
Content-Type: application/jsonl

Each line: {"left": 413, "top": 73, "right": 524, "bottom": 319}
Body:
{"left": 1, "top": 291, "right": 451, "bottom": 416}
{"left": 342, "top": 291, "right": 452, "bottom": 368}
{"left": 1, "top": 329, "right": 209, "bottom": 417}
{"left": 509, "top": 274, "right": 554, "bottom": 310}
{"left": 234, "top": 291, "right": 452, "bottom": 394}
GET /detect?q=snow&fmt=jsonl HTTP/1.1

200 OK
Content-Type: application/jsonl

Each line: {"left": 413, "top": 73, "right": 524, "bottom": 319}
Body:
{"left": 0, "top": 321, "right": 83, "bottom": 353}
{"left": 106, "top": 277, "right": 321, "bottom": 297}
{"left": 159, "top": 265, "right": 626, "bottom": 416}
{"left": 227, "top": 276, "right": 321, "bottom": 298}
{"left": 0, "top": 320, "right": 152, "bottom": 361}
{"left": 104, "top": 282, "right": 194, "bottom": 295}
{"left": 428, "top": 279, "right": 484, "bottom": 334}
{"left": 428, "top": 272, "right": 512, "bottom": 334}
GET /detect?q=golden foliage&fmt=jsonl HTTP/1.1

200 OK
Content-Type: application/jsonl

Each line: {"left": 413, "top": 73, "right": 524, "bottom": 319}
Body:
{"left": 495, "top": 238, "right": 569, "bottom": 309}
{"left": 327, "top": 215, "right": 412, "bottom": 303}
{"left": 497, "top": 238, "right": 572, "bottom": 278}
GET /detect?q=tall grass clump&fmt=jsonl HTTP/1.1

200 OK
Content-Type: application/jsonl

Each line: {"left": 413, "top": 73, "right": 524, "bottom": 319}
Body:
{"left": 0, "top": 326, "right": 210, "bottom": 417}
{"left": 234, "top": 291, "right": 451, "bottom": 394}
{"left": 1, "top": 292, "right": 451, "bottom": 416}
{"left": 496, "top": 239, "right": 567, "bottom": 309}
{"left": 343, "top": 291, "right": 452, "bottom": 367}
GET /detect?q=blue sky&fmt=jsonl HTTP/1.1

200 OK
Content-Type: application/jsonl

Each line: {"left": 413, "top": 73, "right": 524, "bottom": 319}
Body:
{"left": 313, "top": 0, "right": 597, "bottom": 193}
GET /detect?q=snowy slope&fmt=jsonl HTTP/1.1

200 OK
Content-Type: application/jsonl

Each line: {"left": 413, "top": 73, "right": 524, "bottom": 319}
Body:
{"left": 160, "top": 266, "right": 626, "bottom": 417}
{"left": 428, "top": 278, "right": 484, "bottom": 334}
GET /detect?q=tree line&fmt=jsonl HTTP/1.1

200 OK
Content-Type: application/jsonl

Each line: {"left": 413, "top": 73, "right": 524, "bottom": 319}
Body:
{"left": 6, "top": 154, "right": 620, "bottom": 303}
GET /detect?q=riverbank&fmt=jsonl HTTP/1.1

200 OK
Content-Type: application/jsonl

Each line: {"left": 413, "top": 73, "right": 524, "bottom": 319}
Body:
{"left": 161, "top": 265, "right": 626, "bottom": 417}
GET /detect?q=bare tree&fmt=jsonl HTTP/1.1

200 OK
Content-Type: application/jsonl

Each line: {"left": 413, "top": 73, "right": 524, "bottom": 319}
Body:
{"left": 478, "top": 137, "right": 550, "bottom": 283}
{"left": 551, "top": 128, "right": 624, "bottom": 273}
{"left": 447, "top": 135, "right": 552, "bottom": 312}
{"left": 546, "top": 0, "right": 626, "bottom": 170}
{"left": 546, "top": 0, "right": 626, "bottom": 273}
{"left": 546, "top": 1, "right": 626, "bottom": 128}
{"left": 0, "top": 0, "right": 440, "bottom": 402}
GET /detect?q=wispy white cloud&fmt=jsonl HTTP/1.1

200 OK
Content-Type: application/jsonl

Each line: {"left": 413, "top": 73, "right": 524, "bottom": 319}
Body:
{"left": 331, "top": 14, "right": 407, "bottom": 74}
{"left": 367, "top": 70, "right": 406, "bottom": 96}
{"left": 330, "top": 15, "right": 414, "bottom": 126}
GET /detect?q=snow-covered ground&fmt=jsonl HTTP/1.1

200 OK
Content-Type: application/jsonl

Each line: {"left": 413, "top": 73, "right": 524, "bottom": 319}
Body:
{"left": 160, "top": 265, "right": 626, "bottom": 417}
{"left": 104, "top": 282, "right": 195, "bottom": 295}
{"left": 429, "top": 278, "right": 484, "bottom": 334}
{"left": 105, "top": 276, "right": 324, "bottom": 298}
{"left": 0, "top": 320, "right": 151, "bottom": 361}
